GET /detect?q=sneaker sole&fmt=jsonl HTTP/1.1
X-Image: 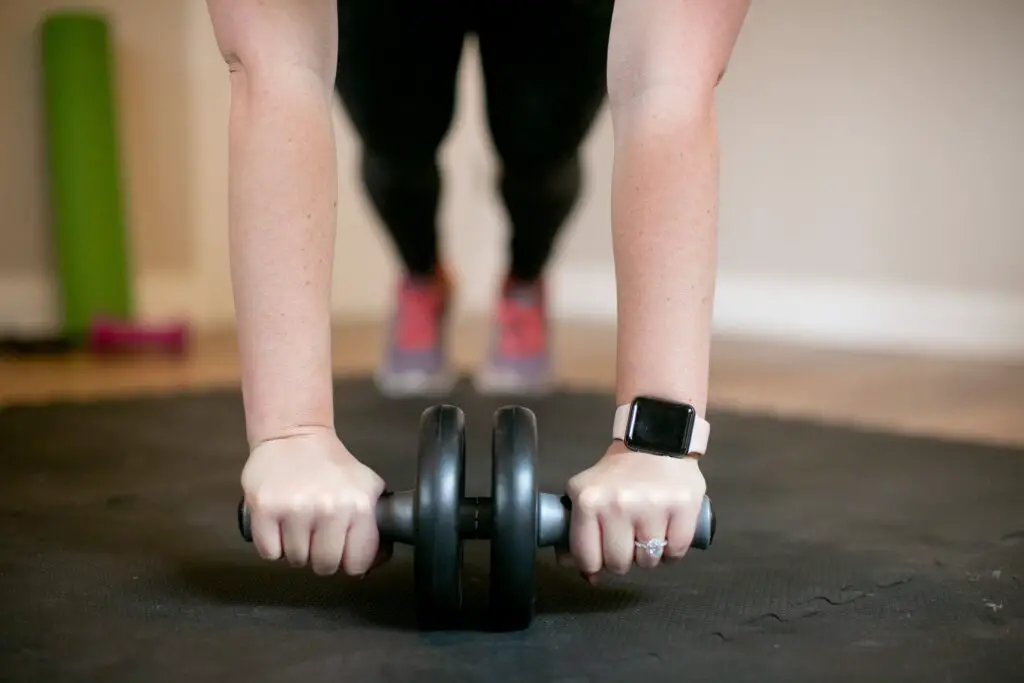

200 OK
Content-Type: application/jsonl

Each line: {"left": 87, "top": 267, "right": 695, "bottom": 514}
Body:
{"left": 472, "top": 365, "right": 554, "bottom": 397}
{"left": 374, "top": 369, "right": 457, "bottom": 398}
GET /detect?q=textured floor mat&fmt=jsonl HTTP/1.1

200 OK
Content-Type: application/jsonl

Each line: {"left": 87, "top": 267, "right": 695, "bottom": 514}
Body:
{"left": 1, "top": 377, "right": 1021, "bottom": 682}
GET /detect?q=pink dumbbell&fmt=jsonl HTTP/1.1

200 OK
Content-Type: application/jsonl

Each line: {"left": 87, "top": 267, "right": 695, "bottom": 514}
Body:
{"left": 88, "top": 317, "right": 190, "bottom": 355}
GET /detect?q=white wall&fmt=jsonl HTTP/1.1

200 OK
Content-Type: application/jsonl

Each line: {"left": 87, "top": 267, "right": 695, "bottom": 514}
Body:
{"left": 2, "top": 0, "right": 1022, "bottom": 357}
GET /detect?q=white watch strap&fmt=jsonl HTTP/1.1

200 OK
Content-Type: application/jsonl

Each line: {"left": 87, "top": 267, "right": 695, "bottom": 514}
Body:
{"left": 612, "top": 402, "right": 710, "bottom": 455}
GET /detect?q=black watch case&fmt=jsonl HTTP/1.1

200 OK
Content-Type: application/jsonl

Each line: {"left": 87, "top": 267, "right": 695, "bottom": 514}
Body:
{"left": 622, "top": 396, "right": 697, "bottom": 458}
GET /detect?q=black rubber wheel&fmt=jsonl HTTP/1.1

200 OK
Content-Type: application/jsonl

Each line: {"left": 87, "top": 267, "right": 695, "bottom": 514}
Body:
{"left": 414, "top": 404, "right": 466, "bottom": 630}
{"left": 488, "top": 405, "right": 539, "bottom": 631}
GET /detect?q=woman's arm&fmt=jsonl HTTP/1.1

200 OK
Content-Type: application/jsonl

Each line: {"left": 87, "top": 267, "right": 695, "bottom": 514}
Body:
{"left": 561, "top": 0, "right": 748, "bottom": 579}
{"left": 607, "top": 0, "right": 748, "bottom": 417}
{"left": 206, "top": 0, "right": 340, "bottom": 449}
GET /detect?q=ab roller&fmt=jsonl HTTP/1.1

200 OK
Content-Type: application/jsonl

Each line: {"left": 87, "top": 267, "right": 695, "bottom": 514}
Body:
{"left": 237, "top": 405, "right": 716, "bottom": 631}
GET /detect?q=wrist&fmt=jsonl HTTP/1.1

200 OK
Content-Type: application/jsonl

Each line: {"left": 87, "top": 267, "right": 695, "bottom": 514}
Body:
{"left": 604, "top": 439, "right": 702, "bottom": 468}
{"left": 611, "top": 394, "right": 710, "bottom": 459}
{"left": 615, "top": 386, "right": 708, "bottom": 420}
{"left": 612, "top": 316, "right": 711, "bottom": 418}
{"left": 236, "top": 332, "right": 336, "bottom": 449}
{"left": 614, "top": 368, "right": 709, "bottom": 419}
{"left": 244, "top": 417, "right": 333, "bottom": 454}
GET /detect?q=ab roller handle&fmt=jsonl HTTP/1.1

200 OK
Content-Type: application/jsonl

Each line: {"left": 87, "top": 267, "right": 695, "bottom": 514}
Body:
{"left": 237, "top": 491, "right": 715, "bottom": 551}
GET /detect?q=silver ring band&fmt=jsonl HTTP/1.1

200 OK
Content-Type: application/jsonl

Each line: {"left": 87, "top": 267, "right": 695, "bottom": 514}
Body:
{"left": 634, "top": 538, "right": 668, "bottom": 558}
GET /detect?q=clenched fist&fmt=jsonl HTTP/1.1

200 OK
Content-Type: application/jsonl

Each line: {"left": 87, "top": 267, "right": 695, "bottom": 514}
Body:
{"left": 240, "top": 427, "right": 389, "bottom": 577}
{"left": 561, "top": 443, "right": 706, "bottom": 581}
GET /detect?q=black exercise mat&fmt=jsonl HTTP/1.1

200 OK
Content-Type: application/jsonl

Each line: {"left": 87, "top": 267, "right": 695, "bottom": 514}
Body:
{"left": 1, "top": 377, "right": 1021, "bottom": 682}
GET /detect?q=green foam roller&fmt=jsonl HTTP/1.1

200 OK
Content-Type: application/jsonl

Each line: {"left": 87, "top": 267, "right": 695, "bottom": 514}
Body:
{"left": 40, "top": 11, "right": 132, "bottom": 339}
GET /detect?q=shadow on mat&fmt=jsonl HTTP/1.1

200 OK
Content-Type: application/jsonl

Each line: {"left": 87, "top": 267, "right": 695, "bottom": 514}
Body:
{"left": 171, "top": 551, "right": 644, "bottom": 631}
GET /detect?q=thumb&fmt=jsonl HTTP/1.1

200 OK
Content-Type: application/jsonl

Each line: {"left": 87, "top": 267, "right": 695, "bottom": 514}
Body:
{"left": 554, "top": 542, "right": 575, "bottom": 569}
{"left": 362, "top": 540, "right": 393, "bottom": 577}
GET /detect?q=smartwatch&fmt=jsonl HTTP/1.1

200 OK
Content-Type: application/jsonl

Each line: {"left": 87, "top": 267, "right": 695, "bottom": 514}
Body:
{"left": 612, "top": 395, "right": 710, "bottom": 458}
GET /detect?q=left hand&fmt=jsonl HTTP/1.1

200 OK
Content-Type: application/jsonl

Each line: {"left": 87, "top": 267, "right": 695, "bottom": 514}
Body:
{"left": 558, "top": 442, "right": 706, "bottom": 583}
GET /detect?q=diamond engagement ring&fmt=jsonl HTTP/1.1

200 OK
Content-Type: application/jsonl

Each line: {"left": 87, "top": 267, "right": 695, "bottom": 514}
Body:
{"left": 635, "top": 538, "right": 669, "bottom": 558}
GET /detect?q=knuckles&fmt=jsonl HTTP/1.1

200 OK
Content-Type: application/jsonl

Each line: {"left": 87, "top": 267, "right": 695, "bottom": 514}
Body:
{"left": 246, "top": 488, "right": 376, "bottom": 521}
{"left": 572, "top": 487, "right": 606, "bottom": 515}
{"left": 570, "top": 483, "right": 697, "bottom": 517}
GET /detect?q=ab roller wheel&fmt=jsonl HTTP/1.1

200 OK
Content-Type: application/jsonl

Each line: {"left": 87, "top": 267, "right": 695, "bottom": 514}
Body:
{"left": 489, "top": 405, "right": 541, "bottom": 631}
{"left": 237, "top": 404, "right": 716, "bottom": 631}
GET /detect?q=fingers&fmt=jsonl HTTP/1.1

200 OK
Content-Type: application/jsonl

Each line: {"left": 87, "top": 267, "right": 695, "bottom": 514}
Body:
{"left": 280, "top": 508, "right": 315, "bottom": 567}
{"left": 633, "top": 511, "right": 670, "bottom": 570}
{"left": 568, "top": 490, "right": 672, "bottom": 577}
{"left": 246, "top": 497, "right": 316, "bottom": 566}
{"left": 565, "top": 464, "right": 703, "bottom": 580}
{"left": 554, "top": 543, "right": 574, "bottom": 570}
{"left": 569, "top": 491, "right": 603, "bottom": 577}
{"left": 309, "top": 512, "right": 347, "bottom": 576}
{"left": 249, "top": 506, "right": 283, "bottom": 561}
{"left": 664, "top": 499, "right": 697, "bottom": 562}
{"left": 369, "top": 541, "right": 394, "bottom": 572}
{"left": 241, "top": 434, "right": 391, "bottom": 578}
{"left": 600, "top": 510, "right": 635, "bottom": 575}
{"left": 247, "top": 494, "right": 383, "bottom": 577}
{"left": 339, "top": 498, "right": 379, "bottom": 577}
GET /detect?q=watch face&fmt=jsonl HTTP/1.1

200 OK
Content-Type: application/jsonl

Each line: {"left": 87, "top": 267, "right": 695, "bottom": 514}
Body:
{"left": 625, "top": 396, "right": 696, "bottom": 456}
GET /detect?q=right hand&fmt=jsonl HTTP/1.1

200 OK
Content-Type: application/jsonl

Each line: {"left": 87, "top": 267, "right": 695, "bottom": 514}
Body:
{"left": 240, "top": 427, "right": 389, "bottom": 577}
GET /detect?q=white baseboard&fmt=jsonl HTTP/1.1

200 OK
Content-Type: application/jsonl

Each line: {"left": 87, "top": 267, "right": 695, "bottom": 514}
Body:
{"left": 0, "top": 271, "right": 197, "bottom": 335}
{"left": 551, "top": 265, "right": 1024, "bottom": 359}
{"left": 5, "top": 267, "right": 1023, "bottom": 359}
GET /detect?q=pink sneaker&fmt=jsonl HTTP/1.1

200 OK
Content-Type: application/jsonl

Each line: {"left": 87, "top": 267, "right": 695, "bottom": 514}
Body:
{"left": 374, "top": 270, "right": 456, "bottom": 397}
{"left": 474, "top": 278, "right": 553, "bottom": 395}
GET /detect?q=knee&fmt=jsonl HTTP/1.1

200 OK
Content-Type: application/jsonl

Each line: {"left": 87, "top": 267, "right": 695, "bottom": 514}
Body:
{"left": 354, "top": 110, "right": 450, "bottom": 176}
{"left": 493, "top": 120, "right": 587, "bottom": 187}
{"left": 500, "top": 152, "right": 581, "bottom": 201}
{"left": 361, "top": 146, "right": 439, "bottom": 193}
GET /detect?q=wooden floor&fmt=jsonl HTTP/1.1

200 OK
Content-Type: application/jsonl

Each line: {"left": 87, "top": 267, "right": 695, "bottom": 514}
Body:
{"left": 2, "top": 319, "right": 1023, "bottom": 449}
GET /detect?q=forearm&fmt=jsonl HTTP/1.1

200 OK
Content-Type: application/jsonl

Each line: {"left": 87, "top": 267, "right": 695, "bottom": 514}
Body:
{"left": 609, "top": 92, "right": 717, "bottom": 415}
{"left": 226, "top": 67, "right": 338, "bottom": 447}
{"left": 607, "top": 0, "right": 747, "bottom": 417}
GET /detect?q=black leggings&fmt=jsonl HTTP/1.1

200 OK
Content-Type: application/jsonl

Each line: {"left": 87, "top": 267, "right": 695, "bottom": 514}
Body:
{"left": 334, "top": 0, "right": 615, "bottom": 281}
